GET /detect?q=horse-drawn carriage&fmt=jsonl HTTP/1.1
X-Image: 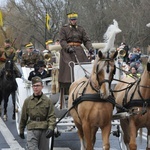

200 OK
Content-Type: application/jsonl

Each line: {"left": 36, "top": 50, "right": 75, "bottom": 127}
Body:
{"left": 1, "top": 20, "right": 150, "bottom": 150}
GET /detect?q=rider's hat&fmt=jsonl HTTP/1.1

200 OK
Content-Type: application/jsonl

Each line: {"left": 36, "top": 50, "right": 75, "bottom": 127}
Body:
{"left": 31, "top": 76, "right": 43, "bottom": 85}
{"left": 5, "top": 39, "right": 11, "bottom": 44}
{"left": 67, "top": 12, "right": 78, "bottom": 20}
{"left": 25, "top": 42, "right": 34, "bottom": 49}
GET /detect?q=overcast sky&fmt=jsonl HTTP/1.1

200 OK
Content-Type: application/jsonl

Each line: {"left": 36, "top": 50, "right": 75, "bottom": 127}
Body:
{"left": 0, "top": 0, "right": 7, "bottom": 6}
{"left": 0, "top": 0, "right": 20, "bottom": 7}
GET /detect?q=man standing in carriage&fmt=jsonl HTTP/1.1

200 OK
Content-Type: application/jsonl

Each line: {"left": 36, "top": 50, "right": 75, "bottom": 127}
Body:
{"left": 58, "top": 12, "right": 94, "bottom": 104}
{"left": 0, "top": 39, "right": 22, "bottom": 78}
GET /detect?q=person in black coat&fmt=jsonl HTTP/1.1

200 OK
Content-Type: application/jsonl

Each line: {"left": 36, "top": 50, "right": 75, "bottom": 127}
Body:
{"left": 28, "top": 60, "right": 48, "bottom": 81}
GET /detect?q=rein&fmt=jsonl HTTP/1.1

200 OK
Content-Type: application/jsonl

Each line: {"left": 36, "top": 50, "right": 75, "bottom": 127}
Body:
{"left": 113, "top": 75, "right": 150, "bottom": 115}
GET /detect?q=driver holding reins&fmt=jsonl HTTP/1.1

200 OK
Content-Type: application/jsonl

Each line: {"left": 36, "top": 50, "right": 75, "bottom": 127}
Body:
{"left": 59, "top": 12, "right": 94, "bottom": 100}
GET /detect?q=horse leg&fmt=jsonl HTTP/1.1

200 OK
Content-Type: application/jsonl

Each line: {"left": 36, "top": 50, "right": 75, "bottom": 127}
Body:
{"left": 75, "top": 121, "right": 86, "bottom": 150}
{"left": 0, "top": 92, "right": 2, "bottom": 116}
{"left": 101, "top": 122, "right": 111, "bottom": 150}
{"left": 11, "top": 92, "right": 16, "bottom": 120}
{"left": 146, "top": 129, "right": 150, "bottom": 150}
{"left": 82, "top": 122, "right": 94, "bottom": 150}
{"left": 3, "top": 96, "right": 9, "bottom": 121}
{"left": 129, "top": 120, "right": 137, "bottom": 150}
{"left": 120, "top": 119, "right": 130, "bottom": 149}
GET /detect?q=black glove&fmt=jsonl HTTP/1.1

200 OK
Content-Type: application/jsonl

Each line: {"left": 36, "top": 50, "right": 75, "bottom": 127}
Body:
{"left": 46, "top": 129, "right": 54, "bottom": 138}
{"left": 89, "top": 48, "right": 94, "bottom": 55}
{"left": 54, "top": 129, "right": 61, "bottom": 138}
{"left": 20, "top": 133, "right": 25, "bottom": 139}
{"left": 67, "top": 47, "right": 75, "bottom": 53}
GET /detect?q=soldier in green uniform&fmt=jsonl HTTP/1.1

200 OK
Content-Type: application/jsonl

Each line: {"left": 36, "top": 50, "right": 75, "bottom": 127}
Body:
{"left": 19, "top": 76, "right": 56, "bottom": 150}
{"left": 0, "top": 39, "right": 22, "bottom": 77}
{"left": 21, "top": 42, "right": 43, "bottom": 68}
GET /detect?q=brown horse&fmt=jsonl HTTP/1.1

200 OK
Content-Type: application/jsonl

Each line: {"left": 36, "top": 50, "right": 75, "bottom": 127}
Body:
{"left": 68, "top": 49, "right": 118, "bottom": 150}
{"left": 114, "top": 56, "right": 150, "bottom": 150}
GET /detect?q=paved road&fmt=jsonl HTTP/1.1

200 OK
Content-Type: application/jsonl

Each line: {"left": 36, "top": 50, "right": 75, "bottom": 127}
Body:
{"left": 0, "top": 98, "right": 148, "bottom": 150}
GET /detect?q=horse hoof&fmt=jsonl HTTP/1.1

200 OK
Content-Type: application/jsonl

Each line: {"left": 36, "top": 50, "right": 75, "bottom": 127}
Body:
{"left": 12, "top": 115, "right": 16, "bottom": 120}
{"left": 3, "top": 115, "right": 7, "bottom": 121}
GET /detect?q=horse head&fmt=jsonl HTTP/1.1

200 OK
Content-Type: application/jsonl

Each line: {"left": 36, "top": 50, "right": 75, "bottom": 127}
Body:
{"left": 90, "top": 19, "right": 121, "bottom": 99}
{"left": 4, "top": 53, "right": 15, "bottom": 78}
{"left": 139, "top": 55, "right": 150, "bottom": 99}
{"left": 91, "top": 50, "right": 118, "bottom": 99}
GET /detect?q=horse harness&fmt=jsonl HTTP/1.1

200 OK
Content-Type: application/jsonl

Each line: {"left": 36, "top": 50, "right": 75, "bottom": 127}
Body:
{"left": 72, "top": 52, "right": 117, "bottom": 108}
{"left": 117, "top": 78, "right": 150, "bottom": 115}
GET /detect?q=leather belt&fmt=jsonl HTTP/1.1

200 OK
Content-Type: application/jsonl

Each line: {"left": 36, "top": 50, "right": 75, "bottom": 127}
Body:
{"left": 30, "top": 117, "right": 46, "bottom": 122}
{"left": 68, "top": 42, "right": 81, "bottom": 46}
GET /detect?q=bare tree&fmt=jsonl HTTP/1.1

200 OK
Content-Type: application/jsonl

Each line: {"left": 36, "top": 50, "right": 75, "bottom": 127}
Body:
{"left": 0, "top": 0, "right": 150, "bottom": 53}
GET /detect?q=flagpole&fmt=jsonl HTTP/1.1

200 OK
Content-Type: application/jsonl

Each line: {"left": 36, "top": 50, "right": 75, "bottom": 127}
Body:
{"left": 45, "top": 10, "right": 47, "bottom": 49}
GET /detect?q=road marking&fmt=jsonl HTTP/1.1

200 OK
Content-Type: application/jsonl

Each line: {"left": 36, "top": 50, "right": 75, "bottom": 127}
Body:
{"left": 0, "top": 118, "right": 24, "bottom": 150}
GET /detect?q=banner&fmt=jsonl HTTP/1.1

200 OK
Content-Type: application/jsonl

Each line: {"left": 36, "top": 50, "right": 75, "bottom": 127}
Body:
{"left": 0, "top": 10, "right": 3, "bottom": 27}
{"left": 46, "top": 13, "right": 50, "bottom": 30}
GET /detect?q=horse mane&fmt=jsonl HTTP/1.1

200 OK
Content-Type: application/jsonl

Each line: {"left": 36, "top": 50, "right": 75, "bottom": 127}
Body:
{"left": 102, "top": 19, "right": 122, "bottom": 53}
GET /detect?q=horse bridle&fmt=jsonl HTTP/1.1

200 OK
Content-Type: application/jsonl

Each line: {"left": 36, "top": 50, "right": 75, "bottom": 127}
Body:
{"left": 90, "top": 52, "right": 115, "bottom": 93}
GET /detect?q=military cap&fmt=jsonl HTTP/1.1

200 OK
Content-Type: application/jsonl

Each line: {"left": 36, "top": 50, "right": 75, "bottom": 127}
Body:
{"left": 5, "top": 39, "right": 11, "bottom": 43}
{"left": 45, "top": 39, "right": 53, "bottom": 45}
{"left": 31, "top": 76, "right": 42, "bottom": 85}
{"left": 67, "top": 12, "right": 78, "bottom": 19}
{"left": 25, "top": 42, "right": 34, "bottom": 49}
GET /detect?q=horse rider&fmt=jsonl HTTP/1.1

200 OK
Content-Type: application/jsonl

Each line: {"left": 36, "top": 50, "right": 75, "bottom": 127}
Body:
{"left": 0, "top": 39, "right": 22, "bottom": 78}
{"left": 58, "top": 12, "right": 94, "bottom": 104}
{"left": 21, "top": 42, "right": 43, "bottom": 68}
{"left": 19, "top": 76, "right": 56, "bottom": 150}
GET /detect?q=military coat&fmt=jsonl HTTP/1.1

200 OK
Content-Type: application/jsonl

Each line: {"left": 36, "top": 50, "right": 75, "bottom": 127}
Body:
{"left": 59, "top": 24, "right": 93, "bottom": 84}
{"left": 0, "top": 46, "right": 17, "bottom": 69}
{"left": 21, "top": 51, "right": 42, "bottom": 67}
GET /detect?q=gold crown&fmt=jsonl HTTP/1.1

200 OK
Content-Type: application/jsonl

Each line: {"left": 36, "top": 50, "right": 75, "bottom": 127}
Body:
{"left": 26, "top": 42, "right": 34, "bottom": 48}
{"left": 67, "top": 12, "right": 78, "bottom": 19}
{"left": 45, "top": 39, "right": 53, "bottom": 45}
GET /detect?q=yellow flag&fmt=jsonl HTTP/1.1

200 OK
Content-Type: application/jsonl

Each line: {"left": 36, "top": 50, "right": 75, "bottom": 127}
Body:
{"left": 0, "top": 10, "right": 3, "bottom": 27}
{"left": 46, "top": 13, "right": 50, "bottom": 30}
